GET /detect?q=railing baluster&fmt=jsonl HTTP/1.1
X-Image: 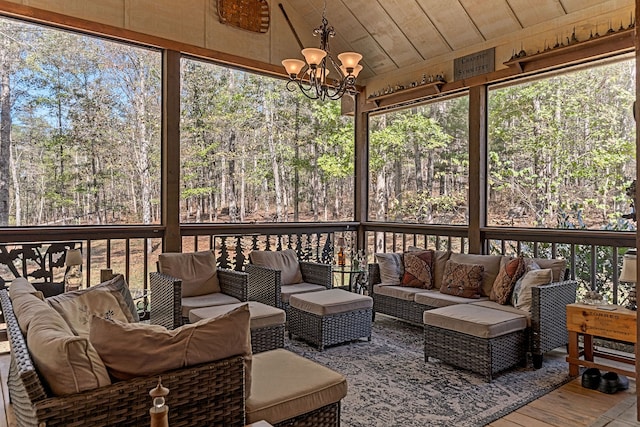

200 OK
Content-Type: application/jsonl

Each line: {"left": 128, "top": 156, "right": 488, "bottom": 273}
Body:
{"left": 86, "top": 240, "right": 92, "bottom": 288}
{"left": 125, "top": 239, "right": 131, "bottom": 284}
{"left": 590, "top": 245, "right": 597, "bottom": 291}
{"left": 613, "top": 247, "right": 619, "bottom": 305}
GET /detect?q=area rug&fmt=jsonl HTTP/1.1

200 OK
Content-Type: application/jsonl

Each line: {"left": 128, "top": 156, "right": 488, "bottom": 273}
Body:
{"left": 285, "top": 314, "right": 573, "bottom": 427}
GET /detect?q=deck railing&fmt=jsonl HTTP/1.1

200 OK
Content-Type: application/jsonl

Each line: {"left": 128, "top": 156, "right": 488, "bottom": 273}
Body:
{"left": 0, "top": 223, "right": 634, "bottom": 306}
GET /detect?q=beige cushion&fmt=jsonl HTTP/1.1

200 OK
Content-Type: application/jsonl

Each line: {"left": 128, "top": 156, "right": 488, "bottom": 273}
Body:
{"left": 10, "top": 278, "right": 46, "bottom": 334}
{"left": 422, "top": 304, "right": 527, "bottom": 339}
{"left": 250, "top": 249, "right": 303, "bottom": 285}
{"left": 289, "top": 289, "right": 372, "bottom": 316}
{"left": 471, "top": 300, "right": 531, "bottom": 327}
{"left": 528, "top": 258, "right": 567, "bottom": 282}
{"left": 373, "top": 284, "right": 430, "bottom": 301}
{"left": 449, "top": 253, "right": 503, "bottom": 296}
{"left": 440, "top": 260, "right": 483, "bottom": 299}
{"left": 159, "top": 251, "right": 221, "bottom": 297}
{"left": 90, "top": 304, "right": 252, "bottom": 390}
{"left": 414, "top": 290, "right": 489, "bottom": 308}
{"left": 47, "top": 274, "right": 137, "bottom": 337}
{"left": 374, "top": 253, "right": 404, "bottom": 285}
{"left": 511, "top": 267, "right": 553, "bottom": 312}
{"left": 189, "top": 301, "right": 286, "bottom": 329}
{"left": 432, "top": 250, "right": 452, "bottom": 289}
{"left": 246, "top": 348, "right": 347, "bottom": 424}
{"left": 181, "top": 292, "right": 242, "bottom": 318}
{"left": 24, "top": 293, "right": 111, "bottom": 396}
{"left": 280, "top": 282, "right": 327, "bottom": 303}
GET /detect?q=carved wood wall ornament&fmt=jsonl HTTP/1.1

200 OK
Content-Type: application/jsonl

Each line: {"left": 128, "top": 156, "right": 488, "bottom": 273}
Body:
{"left": 217, "top": 0, "right": 270, "bottom": 33}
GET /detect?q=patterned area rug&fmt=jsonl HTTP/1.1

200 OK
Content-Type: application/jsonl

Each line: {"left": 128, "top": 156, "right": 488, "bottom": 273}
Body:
{"left": 285, "top": 314, "right": 573, "bottom": 427}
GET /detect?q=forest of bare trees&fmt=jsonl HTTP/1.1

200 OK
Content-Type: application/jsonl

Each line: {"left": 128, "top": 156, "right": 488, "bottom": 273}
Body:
{"left": 0, "top": 17, "right": 636, "bottom": 232}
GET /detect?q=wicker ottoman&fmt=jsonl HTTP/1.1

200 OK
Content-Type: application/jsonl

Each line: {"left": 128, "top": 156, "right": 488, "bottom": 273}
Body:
{"left": 423, "top": 304, "right": 527, "bottom": 381}
{"left": 189, "top": 302, "right": 286, "bottom": 353}
{"left": 288, "top": 288, "right": 373, "bottom": 350}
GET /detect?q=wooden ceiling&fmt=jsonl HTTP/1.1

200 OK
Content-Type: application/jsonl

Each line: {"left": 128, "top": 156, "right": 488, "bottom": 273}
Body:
{"left": 280, "top": 0, "right": 633, "bottom": 82}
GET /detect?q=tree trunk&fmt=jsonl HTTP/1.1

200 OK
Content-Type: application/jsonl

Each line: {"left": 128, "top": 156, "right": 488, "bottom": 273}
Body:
{"left": 264, "top": 94, "right": 282, "bottom": 221}
{"left": 0, "top": 39, "right": 11, "bottom": 226}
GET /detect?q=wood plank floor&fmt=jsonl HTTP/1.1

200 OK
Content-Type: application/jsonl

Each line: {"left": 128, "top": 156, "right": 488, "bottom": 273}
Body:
{"left": 0, "top": 350, "right": 635, "bottom": 427}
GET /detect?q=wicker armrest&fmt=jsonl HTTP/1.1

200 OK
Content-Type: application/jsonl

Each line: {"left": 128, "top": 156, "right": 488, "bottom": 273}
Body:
{"left": 149, "top": 272, "right": 182, "bottom": 329}
{"left": 246, "top": 264, "right": 282, "bottom": 308}
{"left": 530, "top": 279, "right": 577, "bottom": 365}
{"left": 300, "top": 261, "right": 332, "bottom": 289}
{"left": 218, "top": 268, "right": 249, "bottom": 302}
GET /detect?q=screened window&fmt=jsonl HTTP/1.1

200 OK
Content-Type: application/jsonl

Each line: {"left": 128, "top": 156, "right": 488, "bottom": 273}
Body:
{"left": 180, "top": 57, "right": 355, "bottom": 223}
{"left": 488, "top": 58, "right": 636, "bottom": 230}
{"left": 368, "top": 95, "right": 469, "bottom": 224}
{"left": 0, "top": 17, "right": 161, "bottom": 226}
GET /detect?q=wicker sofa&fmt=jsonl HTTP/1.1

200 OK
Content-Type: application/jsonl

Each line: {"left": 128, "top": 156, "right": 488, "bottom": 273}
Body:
{"left": 369, "top": 251, "right": 577, "bottom": 368}
{"left": 3, "top": 276, "right": 348, "bottom": 427}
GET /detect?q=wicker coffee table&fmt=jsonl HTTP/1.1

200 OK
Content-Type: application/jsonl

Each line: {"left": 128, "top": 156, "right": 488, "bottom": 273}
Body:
{"left": 288, "top": 288, "right": 373, "bottom": 350}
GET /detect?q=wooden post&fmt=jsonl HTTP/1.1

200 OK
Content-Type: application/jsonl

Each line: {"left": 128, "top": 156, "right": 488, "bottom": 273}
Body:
{"left": 354, "top": 90, "right": 369, "bottom": 255}
{"left": 468, "top": 85, "right": 487, "bottom": 254}
{"left": 162, "top": 49, "right": 181, "bottom": 253}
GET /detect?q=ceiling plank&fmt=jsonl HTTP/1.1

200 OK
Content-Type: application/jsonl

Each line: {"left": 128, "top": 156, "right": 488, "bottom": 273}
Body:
{"left": 414, "top": 0, "right": 485, "bottom": 50}
{"left": 458, "top": 0, "right": 522, "bottom": 41}
{"left": 506, "top": 0, "right": 566, "bottom": 28}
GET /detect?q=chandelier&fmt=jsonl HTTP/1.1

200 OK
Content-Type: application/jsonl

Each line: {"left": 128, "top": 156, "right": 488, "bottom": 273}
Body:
{"left": 281, "top": 2, "right": 362, "bottom": 101}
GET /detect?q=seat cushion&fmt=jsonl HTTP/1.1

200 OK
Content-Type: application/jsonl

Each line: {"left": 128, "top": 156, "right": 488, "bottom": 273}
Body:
{"left": 280, "top": 282, "right": 327, "bottom": 303}
{"left": 422, "top": 304, "right": 527, "bottom": 339}
{"left": 373, "top": 284, "right": 430, "bottom": 301}
{"left": 159, "top": 250, "right": 221, "bottom": 297}
{"left": 189, "top": 301, "right": 286, "bottom": 329}
{"left": 181, "top": 292, "right": 242, "bottom": 318}
{"left": 47, "top": 274, "right": 138, "bottom": 337}
{"left": 414, "top": 290, "right": 489, "bottom": 308}
{"left": 90, "top": 304, "right": 252, "bottom": 386}
{"left": 246, "top": 348, "right": 347, "bottom": 424}
{"left": 250, "top": 249, "right": 303, "bottom": 285}
{"left": 289, "top": 289, "right": 372, "bottom": 316}
{"left": 471, "top": 300, "right": 531, "bottom": 327}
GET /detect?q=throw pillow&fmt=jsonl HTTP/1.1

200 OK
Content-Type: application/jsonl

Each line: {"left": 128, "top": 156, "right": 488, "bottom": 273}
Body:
{"left": 25, "top": 293, "right": 111, "bottom": 396}
{"left": 90, "top": 303, "right": 252, "bottom": 392}
{"left": 439, "top": 260, "right": 484, "bottom": 299}
{"left": 401, "top": 250, "right": 434, "bottom": 288}
{"left": 490, "top": 256, "right": 526, "bottom": 304}
{"left": 511, "top": 265, "right": 553, "bottom": 312}
{"left": 249, "top": 249, "right": 303, "bottom": 285}
{"left": 47, "top": 274, "right": 138, "bottom": 337}
{"left": 159, "top": 250, "right": 221, "bottom": 296}
{"left": 374, "top": 252, "right": 404, "bottom": 285}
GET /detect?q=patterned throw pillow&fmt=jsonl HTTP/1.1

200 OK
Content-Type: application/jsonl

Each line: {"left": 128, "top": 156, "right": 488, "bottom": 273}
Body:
{"left": 490, "top": 256, "right": 526, "bottom": 304}
{"left": 402, "top": 250, "right": 434, "bottom": 288}
{"left": 439, "top": 260, "right": 484, "bottom": 299}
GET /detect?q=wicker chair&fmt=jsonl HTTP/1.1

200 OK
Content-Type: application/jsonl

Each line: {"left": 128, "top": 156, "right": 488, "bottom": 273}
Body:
{"left": 149, "top": 267, "right": 249, "bottom": 329}
{"left": 0, "top": 289, "right": 246, "bottom": 427}
{"left": 245, "top": 250, "right": 332, "bottom": 313}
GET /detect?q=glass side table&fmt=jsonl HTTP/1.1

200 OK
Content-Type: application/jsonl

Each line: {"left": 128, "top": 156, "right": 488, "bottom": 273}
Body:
{"left": 332, "top": 265, "right": 368, "bottom": 294}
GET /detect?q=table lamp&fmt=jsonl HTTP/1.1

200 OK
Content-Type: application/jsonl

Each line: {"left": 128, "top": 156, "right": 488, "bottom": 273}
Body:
{"left": 619, "top": 250, "right": 637, "bottom": 310}
{"left": 64, "top": 248, "right": 83, "bottom": 292}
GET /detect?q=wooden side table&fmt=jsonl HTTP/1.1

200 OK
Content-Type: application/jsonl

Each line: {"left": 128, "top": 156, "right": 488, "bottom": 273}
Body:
{"left": 566, "top": 303, "right": 636, "bottom": 378}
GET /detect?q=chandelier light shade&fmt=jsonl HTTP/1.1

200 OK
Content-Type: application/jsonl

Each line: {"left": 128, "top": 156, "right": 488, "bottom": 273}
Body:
{"left": 282, "top": 2, "right": 362, "bottom": 101}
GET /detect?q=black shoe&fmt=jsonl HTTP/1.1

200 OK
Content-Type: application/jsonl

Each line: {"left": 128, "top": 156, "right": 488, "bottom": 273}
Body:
{"left": 598, "top": 372, "right": 620, "bottom": 394}
{"left": 582, "top": 368, "right": 601, "bottom": 389}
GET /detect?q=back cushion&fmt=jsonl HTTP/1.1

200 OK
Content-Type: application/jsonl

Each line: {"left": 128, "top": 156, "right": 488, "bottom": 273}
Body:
{"left": 432, "top": 250, "right": 452, "bottom": 289}
{"left": 159, "top": 251, "right": 221, "bottom": 297}
{"left": 528, "top": 258, "right": 567, "bottom": 282}
{"left": 23, "top": 293, "right": 111, "bottom": 395}
{"left": 47, "top": 274, "right": 139, "bottom": 337}
{"left": 249, "top": 249, "right": 303, "bottom": 285}
{"left": 374, "top": 252, "right": 404, "bottom": 285}
{"left": 449, "top": 253, "right": 502, "bottom": 297}
{"left": 90, "top": 303, "right": 252, "bottom": 392}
